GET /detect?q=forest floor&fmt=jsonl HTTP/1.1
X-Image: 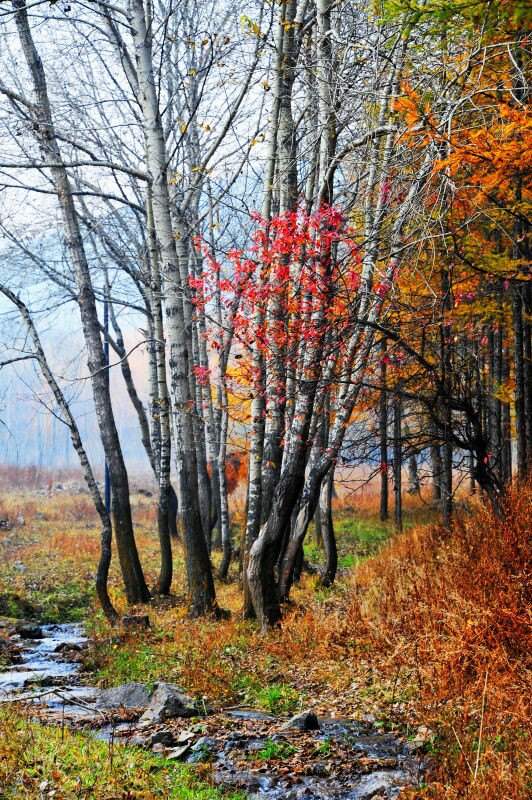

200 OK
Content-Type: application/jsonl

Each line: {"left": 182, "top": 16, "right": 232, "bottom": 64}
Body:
{"left": 0, "top": 484, "right": 530, "bottom": 799}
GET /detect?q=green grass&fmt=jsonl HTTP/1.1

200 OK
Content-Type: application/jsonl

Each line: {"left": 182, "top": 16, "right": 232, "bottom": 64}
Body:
{"left": 93, "top": 637, "right": 174, "bottom": 690}
{"left": 305, "top": 504, "right": 435, "bottom": 572}
{"left": 255, "top": 682, "right": 301, "bottom": 714}
{"left": 254, "top": 738, "right": 296, "bottom": 761}
{"left": 0, "top": 559, "right": 93, "bottom": 623}
{"left": 0, "top": 707, "right": 244, "bottom": 799}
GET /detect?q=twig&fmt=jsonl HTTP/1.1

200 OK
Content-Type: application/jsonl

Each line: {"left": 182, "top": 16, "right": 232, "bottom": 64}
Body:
{"left": 451, "top": 725, "right": 473, "bottom": 775}
{"left": 474, "top": 670, "right": 489, "bottom": 781}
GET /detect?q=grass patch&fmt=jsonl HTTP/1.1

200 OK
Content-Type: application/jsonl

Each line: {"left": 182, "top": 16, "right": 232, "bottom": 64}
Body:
{"left": 0, "top": 567, "right": 92, "bottom": 623}
{"left": 0, "top": 706, "right": 244, "bottom": 799}
{"left": 255, "top": 682, "right": 301, "bottom": 715}
{"left": 253, "top": 738, "right": 296, "bottom": 761}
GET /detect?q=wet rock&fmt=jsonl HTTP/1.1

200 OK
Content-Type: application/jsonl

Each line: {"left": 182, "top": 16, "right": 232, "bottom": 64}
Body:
{"left": 138, "top": 682, "right": 197, "bottom": 725}
{"left": 212, "top": 770, "right": 265, "bottom": 791}
{"left": 0, "top": 636, "right": 22, "bottom": 664}
{"left": 16, "top": 624, "right": 43, "bottom": 639}
{"left": 354, "top": 770, "right": 414, "bottom": 799}
{"left": 123, "top": 614, "right": 150, "bottom": 630}
{"left": 279, "top": 710, "right": 320, "bottom": 732}
{"left": 349, "top": 733, "right": 402, "bottom": 758}
{"left": 54, "top": 642, "right": 83, "bottom": 653}
{"left": 96, "top": 681, "right": 151, "bottom": 710}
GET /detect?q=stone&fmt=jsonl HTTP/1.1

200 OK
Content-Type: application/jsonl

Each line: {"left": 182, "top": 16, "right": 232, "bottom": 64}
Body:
{"left": 166, "top": 743, "right": 192, "bottom": 761}
{"left": 148, "top": 729, "right": 175, "bottom": 747}
{"left": 279, "top": 710, "right": 321, "bottom": 732}
{"left": 0, "top": 636, "right": 22, "bottom": 664}
{"left": 138, "top": 682, "right": 197, "bottom": 725}
{"left": 354, "top": 770, "right": 413, "bottom": 799}
{"left": 54, "top": 642, "right": 82, "bottom": 653}
{"left": 123, "top": 614, "right": 150, "bottom": 630}
{"left": 191, "top": 735, "right": 215, "bottom": 752}
{"left": 16, "top": 624, "right": 43, "bottom": 639}
{"left": 96, "top": 681, "right": 151, "bottom": 710}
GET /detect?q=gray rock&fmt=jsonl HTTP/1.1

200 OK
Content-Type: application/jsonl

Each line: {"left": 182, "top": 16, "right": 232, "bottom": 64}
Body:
{"left": 279, "top": 710, "right": 320, "bottom": 732}
{"left": 16, "top": 624, "right": 43, "bottom": 640}
{"left": 147, "top": 729, "right": 175, "bottom": 747}
{"left": 354, "top": 770, "right": 413, "bottom": 799}
{"left": 191, "top": 735, "right": 215, "bottom": 752}
{"left": 166, "top": 743, "right": 192, "bottom": 761}
{"left": 54, "top": 642, "right": 82, "bottom": 653}
{"left": 96, "top": 681, "right": 151, "bottom": 710}
{"left": 138, "top": 682, "right": 197, "bottom": 725}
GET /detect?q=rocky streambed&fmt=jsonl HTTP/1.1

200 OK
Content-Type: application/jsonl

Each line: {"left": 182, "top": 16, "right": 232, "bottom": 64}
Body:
{"left": 0, "top": 622, "right": 426, "bottom": 799}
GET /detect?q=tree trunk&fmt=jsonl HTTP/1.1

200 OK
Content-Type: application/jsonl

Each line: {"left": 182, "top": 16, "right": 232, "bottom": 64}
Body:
{"left": 379, "top": 340, "right": 389, "bottom": 521}
{"left": 129, "top": 0, "right": 216, "bottom": 615}
{"left": 393, "top": 392, "right": 402, "bottom": 532}
{"left": 318, "top": 468, "right": 337, "bottom": 588}
{"left": 217, "top": 378, "right": 232, "bottom": 581}
{"left": 14, "top": 0, "right": 149, "bottom": 604}
{"left": 1, "top": 286, "right": 118, "bottom": 621}
{"left": 513, "top": 284, "right": 527, "bottom": 481}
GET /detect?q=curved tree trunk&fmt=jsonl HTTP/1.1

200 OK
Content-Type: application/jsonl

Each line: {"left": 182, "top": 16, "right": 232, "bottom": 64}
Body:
{"left": 1, "top": 286, "right": 118, "bottom": 621}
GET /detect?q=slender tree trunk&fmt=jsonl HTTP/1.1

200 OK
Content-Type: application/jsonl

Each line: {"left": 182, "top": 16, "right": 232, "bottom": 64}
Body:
{"left": 393, "top": 392, "right": 402, "bottom": 532}
{"left": 242, "top": 3, "right": 287, "bottom": 618}
{"left": 145, "top": 193, "right": 174, "bottom": 593}
{"left": 217, "top": 377, "right": 232, "bottom": 580}
{"left": 318, "top": 467, "right": 337, "bottom": 588}
{"left": 1, "top": 286, "right": 117, "bottom": 620}
{"left": 379, "top": 340, "right": 389, "bottom": 521}
{"left": 430, "top": 433, "right": 442, "bottom": 503}
{"left": 513, "top": 284, "right": 527, "bottom": 481}
{"left": 14, "top": 0, "right": 149, "bottom": 604}
{"left": 129, "top": 0, "right": 216, "bottom": 615}
{"left": 524, "top": 282, "right": 532, "bottom": 475}
{"left": 440, "top": 266, "right": 453, "bottom": 526}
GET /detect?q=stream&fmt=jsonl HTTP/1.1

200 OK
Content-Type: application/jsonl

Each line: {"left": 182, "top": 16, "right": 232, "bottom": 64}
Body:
{"left": 0, "top": 622, "right": 425, "bottom": 799}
